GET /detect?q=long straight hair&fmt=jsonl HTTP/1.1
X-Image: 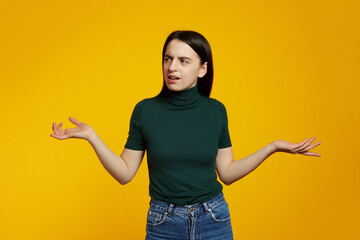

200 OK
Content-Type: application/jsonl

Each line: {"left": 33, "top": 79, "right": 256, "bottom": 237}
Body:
{"left": 158, "top": 30, "right": 214, "bottom": 97}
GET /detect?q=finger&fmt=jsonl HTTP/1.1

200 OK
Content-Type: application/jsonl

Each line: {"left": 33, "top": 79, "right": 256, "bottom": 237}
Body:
{"left": 50, "top": 133, "right": 65, "bottom": 140}
{"left": 291, "top": 138, "right": 309, "bottom": 151}
{"left": 53, "top": 122, "right": 60, "bottom": 135}
{"left": 69, "top": 116, "right": 80, "bottom": 126}
{"left": 297, "top": 141, "right": 321, "bottom": 153}
{"left": 300, "top": 151, "right": 321, "bottom": 157}
{"left": 56, "top": 122, "right": 63, "bottom": 134}
{"left": 294, "top": 137, "right": 316, "bottom": 151}
{"left": 294, "top": 138, "right": 308, "bottom": 148}
{"left": 302, "top": 137, "right": 318, "bottom": 150}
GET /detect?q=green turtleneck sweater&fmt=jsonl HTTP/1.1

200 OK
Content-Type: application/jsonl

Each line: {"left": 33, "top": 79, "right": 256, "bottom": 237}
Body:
{"left": 125, "top": 83, "right": 232, "bottom": 205}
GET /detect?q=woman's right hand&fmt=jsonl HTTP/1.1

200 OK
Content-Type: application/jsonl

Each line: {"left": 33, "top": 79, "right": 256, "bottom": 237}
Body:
{"left": 50, "top": 117, "right": 95, "bottom": 141}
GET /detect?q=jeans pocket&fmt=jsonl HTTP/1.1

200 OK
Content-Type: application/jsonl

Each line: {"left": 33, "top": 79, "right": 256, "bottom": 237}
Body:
{"left": 208, "top": 200, "right": 231, "bottom": 222}
{"left": 146, "top": 205, "right": 167, "bottom": 226}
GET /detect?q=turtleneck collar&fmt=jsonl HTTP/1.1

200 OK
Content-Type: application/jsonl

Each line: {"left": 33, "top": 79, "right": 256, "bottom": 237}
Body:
{"left": 160, "top": 82, "right": 202, "bottom": 107}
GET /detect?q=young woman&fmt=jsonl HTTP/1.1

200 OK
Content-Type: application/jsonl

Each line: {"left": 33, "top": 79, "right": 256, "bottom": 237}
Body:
{"left": 50, "top": 30, "right": 321, "bottom": 240}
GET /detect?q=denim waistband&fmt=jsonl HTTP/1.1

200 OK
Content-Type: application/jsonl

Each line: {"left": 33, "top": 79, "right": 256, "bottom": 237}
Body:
{"left": 149, "top": 192, "right": 225, "bottom": 215}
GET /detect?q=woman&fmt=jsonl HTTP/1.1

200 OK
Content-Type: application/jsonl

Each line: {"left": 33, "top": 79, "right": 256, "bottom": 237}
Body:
{"left": 50, "top": 30, "right": 321, "bottom": 240}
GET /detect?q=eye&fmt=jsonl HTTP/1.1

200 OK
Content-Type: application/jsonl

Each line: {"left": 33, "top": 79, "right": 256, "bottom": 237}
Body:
{"left": 164, "top": 57, "right": 171, "bottom": 62}
{"left": 181, "top": 59, "right": 188, "bottom": 63}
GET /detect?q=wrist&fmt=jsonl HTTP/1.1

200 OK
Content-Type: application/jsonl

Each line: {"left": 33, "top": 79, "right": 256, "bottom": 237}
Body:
{"left": 86, "top": 129, "right": 98, "bottom": 144}
{"left": 268, "top": 142, "right": 277, "bottom": 154}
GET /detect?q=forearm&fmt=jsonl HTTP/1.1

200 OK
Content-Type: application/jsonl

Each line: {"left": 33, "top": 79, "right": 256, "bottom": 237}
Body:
{"left": 87, "top": 132, "right": 131, "bottom": 185}
{"left": 224, "top": 143, "right": 277, "bottom": 185}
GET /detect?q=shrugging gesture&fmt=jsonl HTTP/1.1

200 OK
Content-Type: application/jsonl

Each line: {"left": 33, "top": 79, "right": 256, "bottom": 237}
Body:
{"left": 272, "top": 137, "right": 321, "bottom": 157}
{"left": 50, "top": 117, "right": 145, "bottom": 185}
{"left": 50, "top": 117, "right": 95, "bottom": 141}
{"left": 216, "top": 137, "right": 321, "bottom": 185}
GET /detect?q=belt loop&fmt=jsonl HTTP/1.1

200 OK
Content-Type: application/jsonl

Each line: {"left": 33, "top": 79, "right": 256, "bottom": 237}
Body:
{"left": 166, "top": 203, "right": 174, "bottom": 215}
{"left": 202, "top": 202, "right": 209, "bottom": 212}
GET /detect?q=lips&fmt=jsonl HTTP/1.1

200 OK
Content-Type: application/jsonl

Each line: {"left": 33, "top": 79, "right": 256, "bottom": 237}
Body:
{"left": 168, "top": 75, "right": 180, "bottom": 80}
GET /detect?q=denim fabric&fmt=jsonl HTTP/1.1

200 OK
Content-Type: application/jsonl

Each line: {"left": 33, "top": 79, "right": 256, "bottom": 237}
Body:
{"left": 145, "top": 192, "right": 233, "bottom": 240}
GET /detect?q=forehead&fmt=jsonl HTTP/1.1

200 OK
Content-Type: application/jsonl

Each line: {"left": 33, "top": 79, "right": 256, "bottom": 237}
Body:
{"left": 165, "top": 39, "right": 199, "bottom": 59}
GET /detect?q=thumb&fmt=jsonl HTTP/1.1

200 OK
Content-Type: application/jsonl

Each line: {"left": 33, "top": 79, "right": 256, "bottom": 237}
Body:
{"left": 69, "top": 116, "right": 81, "bottom": 126}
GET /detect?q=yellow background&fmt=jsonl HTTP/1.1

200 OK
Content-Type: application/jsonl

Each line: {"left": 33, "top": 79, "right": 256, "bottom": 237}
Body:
{"left": 1, "top": 0, "right": 359, "bottom": 239}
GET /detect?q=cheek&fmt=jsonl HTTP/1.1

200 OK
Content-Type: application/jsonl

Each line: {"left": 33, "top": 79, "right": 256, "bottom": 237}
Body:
{"left": 162, "top": 65, "right": 168, "bottom": 74}
{"left": 186, "top": 68, "right": 200, "bottom": 78}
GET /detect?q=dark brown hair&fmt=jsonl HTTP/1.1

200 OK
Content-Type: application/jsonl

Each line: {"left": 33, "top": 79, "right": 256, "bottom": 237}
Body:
{"left": 158, "top": 30, "right": 214, "bottom": 97}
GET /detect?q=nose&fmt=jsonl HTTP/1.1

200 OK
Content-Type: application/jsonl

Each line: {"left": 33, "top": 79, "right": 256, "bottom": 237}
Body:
{"left": 168, "top": 59, "right": 179, "bottom": 72}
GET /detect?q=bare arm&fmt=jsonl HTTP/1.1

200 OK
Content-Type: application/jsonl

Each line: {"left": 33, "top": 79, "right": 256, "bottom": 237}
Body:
{"left": 88, "top": 133, "right": 144, "bottom": 185}
{"left": 216, "top": 137, "right": 321, "bottom": 185}
{"left": 50, "top": 117, "right": 144, "bottom": 185}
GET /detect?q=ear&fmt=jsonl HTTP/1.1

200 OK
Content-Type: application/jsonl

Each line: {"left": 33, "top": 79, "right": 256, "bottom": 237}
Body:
{"left": 198, "top": 62, "right": 208, "bottom": 78}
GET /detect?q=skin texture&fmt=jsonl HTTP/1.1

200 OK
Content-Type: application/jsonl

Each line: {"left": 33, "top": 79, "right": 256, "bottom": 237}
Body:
{"left": 50, "top": 118, "right": 144, "bottom": 185}
{"left": 162, "top": 39, "right": 207, "bottom": 92}
{"left": 216, "top": 138, "right": 321, "bottom": 185}
{"left": 50, "top": 40, "right": 321, "bottom": 185}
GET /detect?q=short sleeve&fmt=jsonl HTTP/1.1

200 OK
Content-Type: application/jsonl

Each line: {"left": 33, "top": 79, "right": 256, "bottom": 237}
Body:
{"left": 217, "top": 101, "right": 232, "bottom": 149}
{"left": 124, "top": 101, "right": 146, "bottom": 150}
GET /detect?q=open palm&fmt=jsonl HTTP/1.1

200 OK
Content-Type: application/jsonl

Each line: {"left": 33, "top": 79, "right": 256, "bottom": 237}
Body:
{"left": 273, "top": 137, "right": 321, "bottom": 157}
{"left": 50, "top": 117, "right": 94, "bottom": 140}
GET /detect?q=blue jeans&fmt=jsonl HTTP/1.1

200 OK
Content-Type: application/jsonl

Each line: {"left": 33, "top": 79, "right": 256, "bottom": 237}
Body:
{"left": 145, "top": 192, "right": 233, "bottom": 240}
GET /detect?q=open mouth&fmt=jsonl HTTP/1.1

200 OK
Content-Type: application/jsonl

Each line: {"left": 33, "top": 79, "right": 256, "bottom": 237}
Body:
{"left": 168, "top": 76, "right": 180, "bottom": 83}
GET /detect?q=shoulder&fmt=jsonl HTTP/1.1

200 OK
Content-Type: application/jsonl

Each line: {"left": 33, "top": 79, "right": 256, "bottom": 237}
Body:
{"left": 207, "top": 97, "right": 227, "bottom": 111}
{"left": 132, "top": 97, "right": 158, "bottom": 108}
{"left": 207, "top": 98, "right": 230, "bottom": 123}
{"left": 131, "top": 96, "right": 162, "bottom": 115}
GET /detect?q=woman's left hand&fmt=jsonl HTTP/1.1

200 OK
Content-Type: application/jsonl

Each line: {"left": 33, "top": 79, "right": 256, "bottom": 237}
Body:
{"left": 271, "top": 137, "right": 321, "bottom": 157}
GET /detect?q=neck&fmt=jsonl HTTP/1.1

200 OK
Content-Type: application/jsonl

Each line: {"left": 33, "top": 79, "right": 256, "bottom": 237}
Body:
{"left": 161, "top": 83, "right": 202, "bottom": 107}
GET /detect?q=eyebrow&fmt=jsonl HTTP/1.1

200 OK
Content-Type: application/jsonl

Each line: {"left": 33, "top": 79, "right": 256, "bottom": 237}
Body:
{"left": 165, "top": 54, "right": 192, "bottom": 60}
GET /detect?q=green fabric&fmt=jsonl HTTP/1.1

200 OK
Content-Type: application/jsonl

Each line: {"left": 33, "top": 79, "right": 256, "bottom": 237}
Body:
{"left": 125, "top": 83, "right": 232, "bottom": 205}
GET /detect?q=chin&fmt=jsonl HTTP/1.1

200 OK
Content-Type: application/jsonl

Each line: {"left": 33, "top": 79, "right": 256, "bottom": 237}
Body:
{"left": 165, "top": 82, "right": 184, "bottom": 91}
